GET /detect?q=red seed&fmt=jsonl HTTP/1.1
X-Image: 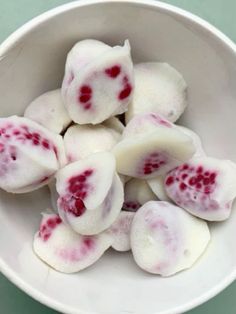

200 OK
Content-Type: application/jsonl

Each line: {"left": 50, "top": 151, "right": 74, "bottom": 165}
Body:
{"left": 43, "top": 233, "right": 51, "bottom": 241}
{"left": 32, "top": 133, "right": 40, "bottom": 139}
{"left": 144, "top": 168, "right": 152, "bottom": 175}
{"left": 183, "top": 164, "right": 189, "bottom": 170}
{"left": 42, "top": 140, "right": 50, "bottom": 149}
{"left": 79, "top": 94, "right": 91, "bottom": 103}
{"left": 80, "top": 85, "right": 92, "bottom": 94}
{"left": 203, "top": 177, "right": 210, "bottom": 185}
{"left": 196, "top": 183, "right": 202, "bottom": 189}
{"left": 84, "top": 169, "right": 93, "bottom": 176}
{"left": 105, "top": 65, "right": 121, "bottom": 78}
{"left": 119, "top": 84, "right": 132, "bottom": 100}
{"left": 180, "top": 182, "right": 187, "bottom": 191}
{"left": 56, "top": 216, "right": 62, "bottom": 224}
{"left": 33, "top": 139, "right": 40, "bottom": 145}
{"left": 209, "top": 173, "right": 216, "bottom": 181}
{"left": 73, "top": 199, "right": 86, "bottom": 217}
{"left": 78, "top": 191, "right": 87, "bottom": 199}
{"left": 189, "top": 177, "right": 196, "bottom": 185}
{"left": 197, "top": 166, "right": 203, "bottom": 173}
{"left": 182, "top": 173, "right": 188, "bottom": 179}
{"left": 47, "top": 218, "right": 56, "bottom": 228}
{"left": 25, "top": 133, "right": 32, "bottom": 139}
{"left": 196, "top": 175, "right": 204, "bottom": 182}
{"left": 77, "top": 175, "right": 86, "bottom": 182}
{"left": 69, "top": 184, "right": 79, "bottom": 194}
{"left": 166, "top": 176, "right": 174, "bottom": 186}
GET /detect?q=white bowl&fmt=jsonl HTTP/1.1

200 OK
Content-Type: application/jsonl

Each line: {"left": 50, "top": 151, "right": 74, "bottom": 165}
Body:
{"left": 0, "top": 1, "right": 236, "bottom": 313}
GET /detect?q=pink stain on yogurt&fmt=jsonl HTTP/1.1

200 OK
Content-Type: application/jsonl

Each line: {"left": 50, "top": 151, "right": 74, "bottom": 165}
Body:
{"left": 165, "top": 163, "right": 219, "bottom": 212}
{"left": 39, "top": 215, "right": 62, "bottom": 242}
{"left": 150, "top": 113, "right": 172, "bottom": 128}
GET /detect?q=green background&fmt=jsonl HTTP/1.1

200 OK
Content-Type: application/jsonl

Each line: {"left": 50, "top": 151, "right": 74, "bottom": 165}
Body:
{"left": 0, "top": 0, "right": 236, "bottom": 313}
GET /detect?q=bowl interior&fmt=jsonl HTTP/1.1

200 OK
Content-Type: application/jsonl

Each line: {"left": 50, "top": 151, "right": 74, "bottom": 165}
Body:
{"left": 0, "top": 1, "right": 236, "bottom": 314}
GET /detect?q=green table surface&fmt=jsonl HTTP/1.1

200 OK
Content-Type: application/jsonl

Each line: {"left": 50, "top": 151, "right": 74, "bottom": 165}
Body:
{"left": 0, "top": 0, "right": 236, "bottom": 313}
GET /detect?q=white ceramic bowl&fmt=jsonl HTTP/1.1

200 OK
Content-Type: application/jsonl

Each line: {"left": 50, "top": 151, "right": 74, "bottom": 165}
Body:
{"left": 1, "top": 1, "right": 236, "bottom": 313}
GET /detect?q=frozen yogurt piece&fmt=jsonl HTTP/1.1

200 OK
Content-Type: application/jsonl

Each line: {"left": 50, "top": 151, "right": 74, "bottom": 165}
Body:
{"left": 34, "top": 212, "right": 113, "bottom": 273}
{"left": 63, "top": 40, "right": 134, "bottom": 124}
{"left": 165, "top": 157, "right": 236, "bottom": 221}
{"left": 64, "top": 124, "right": 121, "bottom": 162}
{"left": 113, "top": 113, "right": 195, "bottom": 178}
{"left": 0, "top": 116, "right": 66, "bottom": 193}
{"left": 56, "top": 152, "right": 124, "bottom": 234}
{"left": 123, "top": 178, "right": 157, "bottom": 211}
{"left": 125, "top": 62, "right": 187, "bottom": 123}
{"left": 24, "top": 89, "right": 71, "bottom": 134}
{"left": 108, "top": 211, "right": 134, "bottom": 252}
{"left": 130, "top": 201, "right": 210, "bottom": 276}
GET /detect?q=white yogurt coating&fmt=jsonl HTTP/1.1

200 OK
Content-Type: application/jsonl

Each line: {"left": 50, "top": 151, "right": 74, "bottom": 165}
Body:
{"left": 113, "top": 113, "right": 196, "bottom": 179}
{"left": 0, "top": 116, "right": 66, "bottom": 193}
{"left": 64, "top": 123, "right": 121, "bottom": 162}
{"left": 33, "top": 212, "right": 113, "bottom": 273}
{"left": 123, "top": 178, "right": 157, "bottom": 211}
{"left": 130, "top": 201, "right": 210, "bottom": 276}
{"left": 56, "top": 152, "right": 123, "bottom": 235}
{"left": 63, "top": 40, "right": 134, "bottom": 124}
{"left": 125, "top": 62, "right": 187, "bottom": 123}
{"left": 24, "top": 89, "right": 71, "bottom": 134}
{"left": 165, "top": 157, "right": 236, "bottom": 221}
{"left": 108, "top": 211, "right": 135, "bottom": 252}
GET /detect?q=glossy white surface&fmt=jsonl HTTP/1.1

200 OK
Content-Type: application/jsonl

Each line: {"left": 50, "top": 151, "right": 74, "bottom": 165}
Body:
{"left": 0, "top": 1, "right": 236, "bottom": 313}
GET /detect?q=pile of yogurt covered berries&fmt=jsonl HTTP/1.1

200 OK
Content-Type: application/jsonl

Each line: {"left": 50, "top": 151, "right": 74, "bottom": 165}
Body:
{"left": 1, "top": 39, "right": 236, "bottom": 276}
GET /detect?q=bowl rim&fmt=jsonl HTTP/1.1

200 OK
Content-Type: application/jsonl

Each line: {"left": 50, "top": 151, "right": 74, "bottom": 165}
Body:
{"left": 0, "top": 1, "right": 236, "bottom": 313}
